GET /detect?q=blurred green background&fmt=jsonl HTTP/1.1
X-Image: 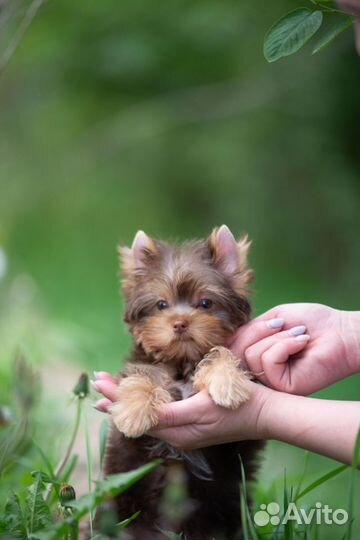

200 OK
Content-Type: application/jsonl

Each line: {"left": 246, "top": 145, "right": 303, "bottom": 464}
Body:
{"left": 0, "top": 0, "right": 359, "bottom": 537}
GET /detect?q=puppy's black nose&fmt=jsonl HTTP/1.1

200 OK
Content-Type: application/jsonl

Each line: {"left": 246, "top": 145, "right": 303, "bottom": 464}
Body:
{"left": 173, "top": 320, "right": 189, "bottom": 334}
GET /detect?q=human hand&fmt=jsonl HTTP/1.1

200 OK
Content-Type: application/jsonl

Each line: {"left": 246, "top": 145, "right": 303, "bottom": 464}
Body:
{"left": 91, "top": 368, "right": 360, "bottom": 463}
{"left": 337, "top": 0, "right": 360, "bottom": 54}
{"left": 91, "top": 372, "right": 270, "bottom": 449}
{"left": 230, "top": 303, "right": 360, "bottom": 395}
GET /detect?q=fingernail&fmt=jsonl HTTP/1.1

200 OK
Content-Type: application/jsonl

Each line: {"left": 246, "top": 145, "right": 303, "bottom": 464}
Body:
{"left": 92, "top": 404, "right": 106, "bottom": 412}
{"left": 288, "top": 325, "right": 306, "bottom": 337}
{"left": 295, "top": 334, "right": 310, "bottom": 342}
{"left": 90, "top": 380, "right": 100, "bottom": 391}
{"left": 93, "top": 371, "right": 100, "bottom": 380}
{"left": 267, "top": 318, "right": 285, "bottom": 329}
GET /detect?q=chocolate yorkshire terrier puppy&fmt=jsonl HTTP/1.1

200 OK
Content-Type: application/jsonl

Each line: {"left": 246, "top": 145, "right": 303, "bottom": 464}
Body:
{"left": 103, "top": 225, "right": 264, "bottom": 540}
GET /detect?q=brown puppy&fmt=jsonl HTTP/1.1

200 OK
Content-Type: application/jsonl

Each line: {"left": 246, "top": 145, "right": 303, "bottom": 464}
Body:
{"left": 103, "top": 226, "right": 264, "bottom": 540}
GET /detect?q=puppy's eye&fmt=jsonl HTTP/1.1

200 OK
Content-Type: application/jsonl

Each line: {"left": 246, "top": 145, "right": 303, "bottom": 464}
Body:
{"left": 157, "top": 300, "right": 169, "bottom": 310}
{"left": 199, "top": 298, "right": 213, "bottom": 309}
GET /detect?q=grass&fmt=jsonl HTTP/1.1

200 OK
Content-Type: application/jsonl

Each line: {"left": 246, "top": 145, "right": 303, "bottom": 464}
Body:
{"left": 0, "top": 357, "right": 359, "bottom": 540}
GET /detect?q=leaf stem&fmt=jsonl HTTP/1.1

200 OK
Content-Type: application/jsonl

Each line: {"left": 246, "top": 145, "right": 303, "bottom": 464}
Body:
{"left": 309, "top": 0, "right": 351, "bottom": 15}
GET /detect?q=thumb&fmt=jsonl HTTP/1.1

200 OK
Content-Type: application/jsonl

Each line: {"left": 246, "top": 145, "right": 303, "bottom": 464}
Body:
{"left": 154, "top": 391, "right": 209, "bottom": 429}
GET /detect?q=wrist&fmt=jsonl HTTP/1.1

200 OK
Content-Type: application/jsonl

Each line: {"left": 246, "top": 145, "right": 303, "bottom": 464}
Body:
{"left": 251, "top": 383, "right": 278, "bottom": 440}
{"left": 341, "top": 310, "right": 360, "bottom": 375}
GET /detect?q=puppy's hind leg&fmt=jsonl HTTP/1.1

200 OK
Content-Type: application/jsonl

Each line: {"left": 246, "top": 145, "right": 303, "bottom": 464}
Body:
{"left": 99, "top": 424, "right": 169, "bottom": 540}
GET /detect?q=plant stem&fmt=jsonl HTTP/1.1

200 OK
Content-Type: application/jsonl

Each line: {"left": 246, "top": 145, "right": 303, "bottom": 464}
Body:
{"left": 45, "top": 397, "right": 83, "bottom": 502}
{"left": 83, "top": 406, "right": 93, "bottom": 537}
{"left": 0, "top": 0, "right": 46, "bottom": 75}
{"left": 56, "top": 398, "right": 82, "bottom": 479}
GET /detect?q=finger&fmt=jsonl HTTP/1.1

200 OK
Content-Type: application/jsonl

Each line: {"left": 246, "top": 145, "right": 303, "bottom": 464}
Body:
{"left": 148, "top": 426, "right": 199, "bottom": 450}
{"left": 244, "top": 325, "right": 307, "bottom": 376}
{"left": 153, "top": 391, "right": 212, "bottom": 429}
{"left": 91, "top": 379, "right": 119, "bottom": 402}
{"left": 93, "top": 371, "right": 118, "bottom": 383}
{"left": 93, "top": 398, "right": 112, "bottom": 412}
{"left": 261, "top": 335, "right": 310, "bottom": 389}
{"left": 356, "top": 19, "right": 360, "bottom": 55}
{"left": 230, "top": 317, "right": 285, "bottom": 359}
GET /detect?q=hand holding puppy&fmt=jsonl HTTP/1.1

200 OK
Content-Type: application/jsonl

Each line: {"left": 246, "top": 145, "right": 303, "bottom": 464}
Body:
{"left": 231, "top": 303, "right": 360, "bottom": 395}
{"left": 93, "top": 303, "right": 360, "bottom": 465}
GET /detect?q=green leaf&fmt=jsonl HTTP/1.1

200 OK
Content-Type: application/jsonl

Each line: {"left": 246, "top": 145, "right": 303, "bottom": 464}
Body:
{"left": 312, "top": 13, "right": 354, "bottom": 54}
{"left": 26, "top": 472, "right": 51, "bottom": 534}
{"left": 30, "top": 519, "right": 74, "bottom": 540}
{"left": 4, "top": 492, "right": 28, "bottom": 540}
{"left": 36, "top": 462, "right": 161, "bottom": 540}
{"left": 264, "top": 8, "right": 323, "bottom": 62}
{"left": 30, "top": 470, "right": 60, "bottom": 485}
{"left": 67, "top": 461, "right": 161, "bottom": 519}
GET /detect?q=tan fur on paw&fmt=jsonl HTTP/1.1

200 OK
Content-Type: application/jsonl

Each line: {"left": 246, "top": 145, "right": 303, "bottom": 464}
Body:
{"left": 109, "top": 375, "right": 172, "bottom": 438}
{"left": 193, "top": 346, "right": 251, "bottom": 409}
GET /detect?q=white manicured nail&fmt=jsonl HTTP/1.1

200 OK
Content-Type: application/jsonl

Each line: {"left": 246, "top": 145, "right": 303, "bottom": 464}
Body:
{"left": 295, "top": 334, "right": 310, "bottom": 342}
{"left": 90, "top": 380, "right": 100, "bottom": 391}
{"left": 267, "top": 318, "right": 285, "bottom": 329}
{"left": 288, "top": 325, "right": 306, "bottom": 337}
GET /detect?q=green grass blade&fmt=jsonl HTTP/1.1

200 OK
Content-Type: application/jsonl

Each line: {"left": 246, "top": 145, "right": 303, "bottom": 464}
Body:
{"left": 240, "top": 488, "right": 250, "bottom": 540}
{"left": 60, "top": 454, "right": 78, "bottom": 483}
{"left": 116, "top": 510, "right": 141, "bottom": 530}
{"left": 283, "top": 470, "right": 294, "bottom": 540}
{"left": 344, "top": 428, "right": 360, "bottom": 540}
{"left": 33, "top": 442, "right": 56, "bottom": 479}
{"left": 295, "top": 463, "right": 347, "bottom": 501}
{"left": 238, "top": 456, "right": 259, "bottom": 540}
{"left": 159, "top": 530, "right": 185, "bottom": 540}
{"left": 98, "top": 418, "right": 109, "bottom": 470}
{"left": 293, "top": 451, "right": 309, "bottom": 501}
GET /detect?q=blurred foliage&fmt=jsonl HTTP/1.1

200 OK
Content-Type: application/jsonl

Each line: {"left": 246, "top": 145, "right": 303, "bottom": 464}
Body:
{"left": 0, "top": 0, "right": 359, "bottom": 537}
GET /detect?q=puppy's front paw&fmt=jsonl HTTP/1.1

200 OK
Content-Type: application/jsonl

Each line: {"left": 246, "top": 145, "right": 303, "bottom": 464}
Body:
{"left": 193, "top": 346, "right": 251, "bottom": 409}
{"left": 109, "top": 376, "right": 171, "bottom": 438}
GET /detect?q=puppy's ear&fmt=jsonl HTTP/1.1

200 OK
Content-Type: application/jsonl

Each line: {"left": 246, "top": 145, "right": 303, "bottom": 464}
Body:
{"left": 118, "top": 231, "right": 157, "bottom": 293}
{"left": 208, "top": 225, "right": 253, "bottom": 294}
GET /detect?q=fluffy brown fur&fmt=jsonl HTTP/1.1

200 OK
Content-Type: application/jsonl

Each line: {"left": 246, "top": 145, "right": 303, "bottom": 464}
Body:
{"left": 101, "top": 225, "right": 264, "bottom": 540}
